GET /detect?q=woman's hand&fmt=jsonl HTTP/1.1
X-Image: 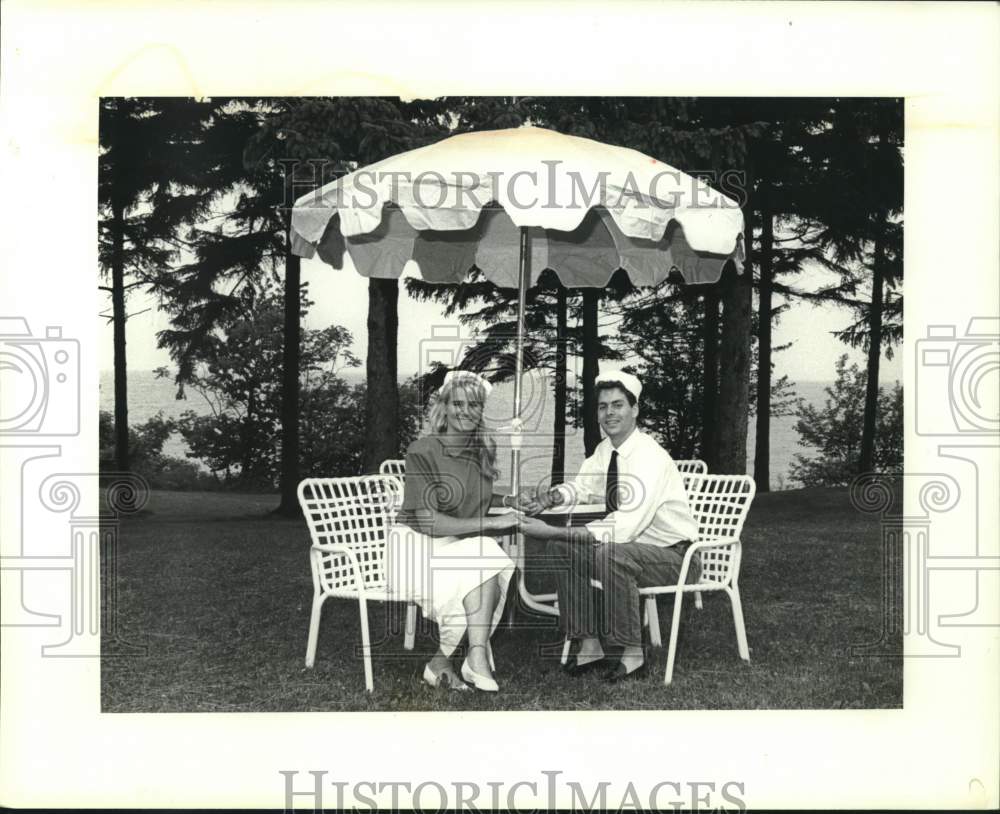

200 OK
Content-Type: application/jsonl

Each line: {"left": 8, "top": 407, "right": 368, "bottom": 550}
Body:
{"left": 484, "top": 512, "right": 519, "bottom": 532}
{"left": 516, "top": 514, "right": 555, "bottom": 540}
{"left": 513, "top": 488, "right": 544, "bottom": 516}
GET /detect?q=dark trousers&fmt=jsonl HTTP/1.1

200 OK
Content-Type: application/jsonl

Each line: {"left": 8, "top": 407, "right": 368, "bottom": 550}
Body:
{"left": 548, "top": 539, "right": 701, "bottom": 647}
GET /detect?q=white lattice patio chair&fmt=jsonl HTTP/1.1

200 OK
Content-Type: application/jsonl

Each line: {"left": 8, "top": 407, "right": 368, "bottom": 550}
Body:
{"left": 642, "top": 473, "right": 756, "bottom": 684}
{"left": 558, "top": 457, "right": 710, "bottom": 658}
{"left": 376, "top": 458, "right": 421, "bottom": 654}
{"left": 299, "top": 475, "right": 408, "bottom": 692}
{"left": 378, "top": 458, "right": 406, "bottom": 482}
{"left": 674, "top": 459, "right": 707, "bottom": 475}
{"left": 558, "top": 472, "right": 754, "bottom": 685}
{"left": 668, "top": 458, "right": 706, "bottom": 609}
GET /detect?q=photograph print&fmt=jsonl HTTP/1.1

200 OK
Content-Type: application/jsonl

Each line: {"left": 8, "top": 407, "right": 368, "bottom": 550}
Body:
{"left": 96, "top": 96, "right": 904, "bottom": 712}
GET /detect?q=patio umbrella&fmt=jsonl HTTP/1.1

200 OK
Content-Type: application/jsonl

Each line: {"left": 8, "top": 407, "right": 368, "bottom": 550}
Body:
{"left": 290, "top": 125, "right": 745, "bottom": 612}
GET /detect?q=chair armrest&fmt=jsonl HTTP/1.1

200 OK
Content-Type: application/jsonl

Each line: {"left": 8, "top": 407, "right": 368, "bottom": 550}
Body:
{"left": 310, "top": 542, "right": 373, "bottom": 594}
{"left": 595, "top": 536, "right": 744, "bottom": 592}
{"left": 674, "top": 536, "right": 740, "bottom": 585}
{"left": 687, "top": 535, "right": 740, "bottom": 553}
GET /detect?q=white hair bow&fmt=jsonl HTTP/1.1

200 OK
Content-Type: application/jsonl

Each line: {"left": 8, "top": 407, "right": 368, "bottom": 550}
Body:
{"left": 442, "top": 370, "right": 494, "bottom": 396}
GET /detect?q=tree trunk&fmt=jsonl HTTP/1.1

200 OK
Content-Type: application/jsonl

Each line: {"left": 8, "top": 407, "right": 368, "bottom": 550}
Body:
{"left": 859, "top": 119, "right": 894, "bottom": 475}
{"left": 581, "top": 289, "right": 600, "bottom": 456}
{"left": 859, "top": 233, "right": 885, "bottom": 473}
{"left": 550, "top": 284, "right": 568, "bottom": 483}
{"left": 715, "top": 203, "right": 753, "bottom": 475}
{"left": 242, "top": 389, "right": 255, "bottom": 484}
{"left": 753, "top": 201, "right": 774, "bottom": 491}
{"left": 700, "top": 286, "right": 720, "bottom": 470}
{"left": 661, "top": 377, "right": 675, "bottom": 452}
{"left": 111, "top": 201, "right": 129, "bottom": 472}
{"left": 275, "top": 249, "right": 302, "bottom": 516}
{"left": 363, "top": 278, "right": 399, "bottom": 474}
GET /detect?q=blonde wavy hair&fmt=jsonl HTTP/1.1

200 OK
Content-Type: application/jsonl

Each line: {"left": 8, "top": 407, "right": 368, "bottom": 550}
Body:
{"left": 426, "top": 375, "right": 500, "bottom": 479}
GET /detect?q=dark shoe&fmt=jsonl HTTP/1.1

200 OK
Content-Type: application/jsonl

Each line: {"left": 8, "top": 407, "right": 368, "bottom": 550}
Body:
{"left": 562, "top": 656, "right": 609, "bottom": 677}
{"left": 604, "top": 659, "right": 649, "bottom": 684}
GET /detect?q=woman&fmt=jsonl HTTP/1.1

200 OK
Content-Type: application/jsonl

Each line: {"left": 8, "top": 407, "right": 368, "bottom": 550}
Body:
{"left": 387, "top": 371, "right": 518, "bottom": 692}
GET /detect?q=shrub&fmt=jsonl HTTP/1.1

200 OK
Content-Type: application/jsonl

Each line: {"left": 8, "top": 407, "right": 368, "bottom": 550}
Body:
{"left": 99, "top": 411, "right": 221, "bottom": 491}
{"left": 789, "top": 355, "right": 903, "bottom": 487}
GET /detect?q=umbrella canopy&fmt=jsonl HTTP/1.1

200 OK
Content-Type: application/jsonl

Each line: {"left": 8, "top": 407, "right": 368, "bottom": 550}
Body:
{"left": 290, "top": 125, "right": 747, "bottom": 618}
{"left": 290, "top": 125, "right": 745, "bottom": 287}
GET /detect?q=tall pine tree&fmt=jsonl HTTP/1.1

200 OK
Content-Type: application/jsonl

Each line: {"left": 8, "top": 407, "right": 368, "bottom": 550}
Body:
{"left": 99, "top": 97, "right": 216, "bottom": 470}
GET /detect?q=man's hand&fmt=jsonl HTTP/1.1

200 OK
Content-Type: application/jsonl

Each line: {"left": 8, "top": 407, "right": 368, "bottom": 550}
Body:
{"left": 516, "top": 514, "right": 555, "bottom": 540}
{"left": 507, "top": 485, "right": 567, "bottom": 516}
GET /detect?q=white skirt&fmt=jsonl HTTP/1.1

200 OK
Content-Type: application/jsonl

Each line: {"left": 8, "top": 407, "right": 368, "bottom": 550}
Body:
{"left": 387, "top": 524, "right": 515, "bottom": 656}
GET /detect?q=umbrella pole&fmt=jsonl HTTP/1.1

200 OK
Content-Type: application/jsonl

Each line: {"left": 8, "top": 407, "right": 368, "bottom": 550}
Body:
{"left": 507, "top": 228, "right": 559, "bottom": 622}
{"left": 505, "top": 227, "right": 528, "bottom": 626}
{"left": 511, "top": 226, "right": 529, "bottom": 496}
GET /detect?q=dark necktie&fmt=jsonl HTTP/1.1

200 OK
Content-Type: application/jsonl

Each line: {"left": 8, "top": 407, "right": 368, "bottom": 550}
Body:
{"left": 606, "top": 450, "right": 620, "bottom": 512}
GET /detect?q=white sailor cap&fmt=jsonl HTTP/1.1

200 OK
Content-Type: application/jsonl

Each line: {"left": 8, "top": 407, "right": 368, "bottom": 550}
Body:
{"left": 595, "top": 369, "right": 642, "bottom": 402}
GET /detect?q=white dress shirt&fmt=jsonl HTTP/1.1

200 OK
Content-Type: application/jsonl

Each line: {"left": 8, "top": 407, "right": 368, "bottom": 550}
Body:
{"left": 555, "top": 429, "right": 698, "bottom": 547}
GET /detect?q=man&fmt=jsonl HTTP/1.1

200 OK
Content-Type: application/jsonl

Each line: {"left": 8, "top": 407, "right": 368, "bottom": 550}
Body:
{"left": 516, "top": 370, "right": 701, "bottom": 683}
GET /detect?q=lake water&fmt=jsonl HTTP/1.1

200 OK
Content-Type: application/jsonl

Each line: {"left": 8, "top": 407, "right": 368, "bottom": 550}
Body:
{"left": 99, "top": 369, "right": 837, "bottom": 490}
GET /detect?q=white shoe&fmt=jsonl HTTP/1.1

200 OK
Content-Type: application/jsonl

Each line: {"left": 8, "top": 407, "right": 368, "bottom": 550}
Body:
{"left": 461, "top": 645, "right": 499, "bottom": 692}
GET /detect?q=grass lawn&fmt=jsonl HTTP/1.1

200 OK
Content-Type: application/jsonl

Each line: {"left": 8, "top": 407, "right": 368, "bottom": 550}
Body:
{"left": 102, "top": 485, "right": 902, "bottom": 711}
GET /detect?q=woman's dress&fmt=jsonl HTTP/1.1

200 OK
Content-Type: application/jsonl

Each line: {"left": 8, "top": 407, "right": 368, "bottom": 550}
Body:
{"left": 387, "top": 434, "right": 514, "bottom": 656}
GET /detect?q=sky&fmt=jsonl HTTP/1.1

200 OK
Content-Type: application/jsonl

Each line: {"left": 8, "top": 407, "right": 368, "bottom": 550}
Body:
{"left": 99, "top": 256, "right": 903, "bottom": 386}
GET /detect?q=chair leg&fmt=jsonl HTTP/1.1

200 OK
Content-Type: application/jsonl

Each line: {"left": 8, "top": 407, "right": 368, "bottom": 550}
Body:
{"left": 560, "top": 637, "right": 571, "bottom": 665}
{"left": 664, "top": 591, "right": 686, "bottom": 685}
{"left": 403, "top": 602, "right": 417, "bottom": 651}
{"left": 506, "top": 602, "right": 517, "bottom": 627}
{"left": 305, "top": 593, "right": 324, "bottom": 668}
{"left": 728, "top": 584, "right": 750, "bottom": 661}
{"left": 357, "top": 595, "right": 374, "bottom": 692}
{"left": 505, "top": 580, "right": 518, "bottom": 628}
{"left": 694, "top": 591, "right": 703, "bottom": 610}
{"left": 644, "top": 597, "right": 662, "bottom": 647}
